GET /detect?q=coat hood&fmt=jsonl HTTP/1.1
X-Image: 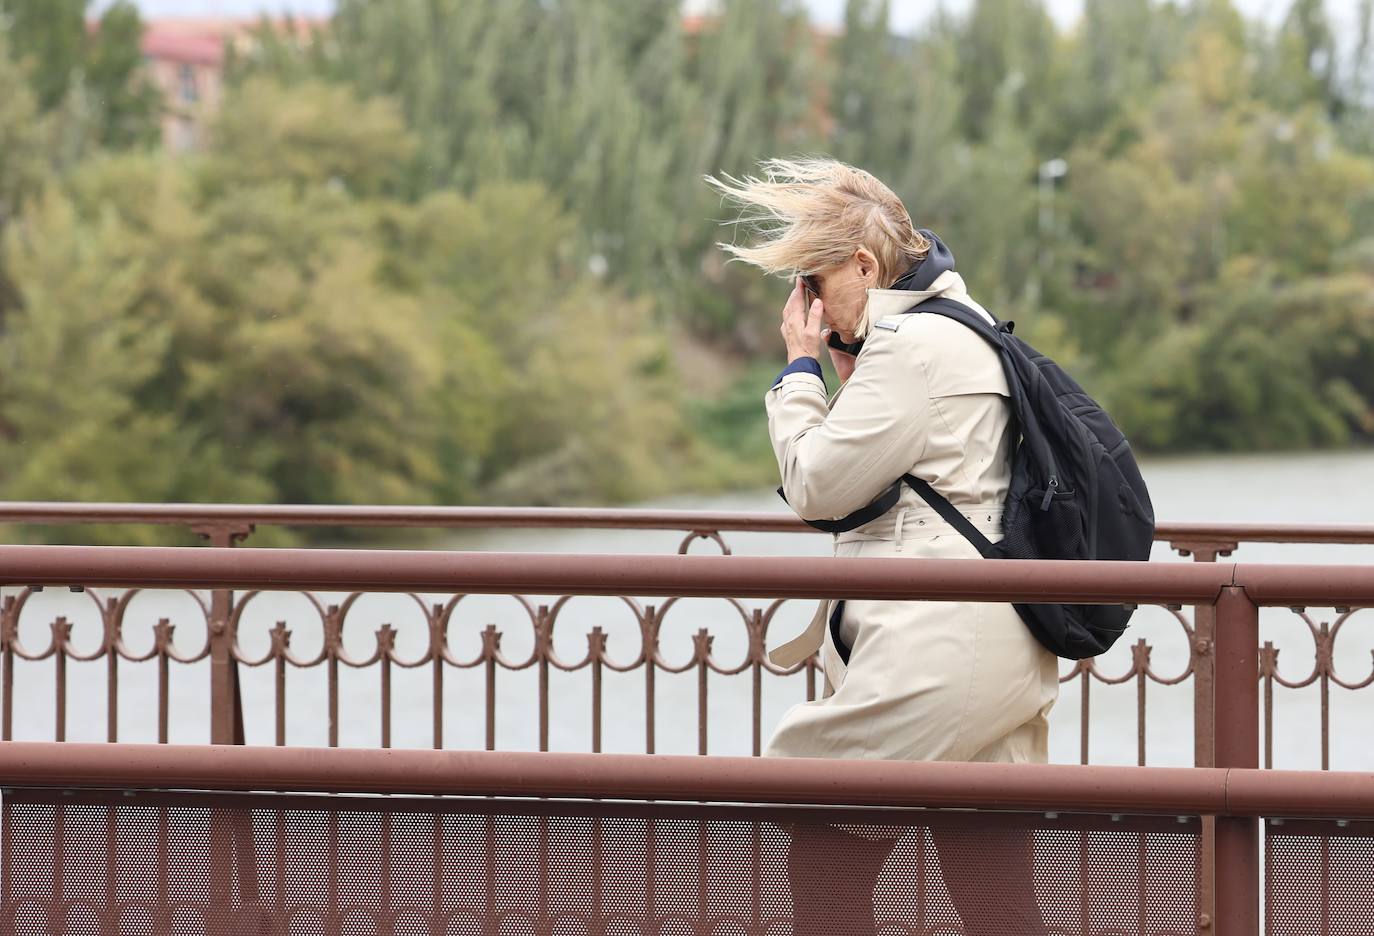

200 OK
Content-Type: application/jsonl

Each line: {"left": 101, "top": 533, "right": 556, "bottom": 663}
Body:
{"left": 891, "top": 228, "right": 957, "bottom": 292}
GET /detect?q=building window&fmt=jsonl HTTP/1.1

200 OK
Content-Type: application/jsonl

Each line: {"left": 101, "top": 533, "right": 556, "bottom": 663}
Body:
{"left": 178, "top": 64, "right": 199, "bottom": 104}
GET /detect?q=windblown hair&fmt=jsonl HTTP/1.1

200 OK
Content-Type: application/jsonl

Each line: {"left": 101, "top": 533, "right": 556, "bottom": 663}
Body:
{"left": 703, "top": 157, "right": 931, "bottom": 289}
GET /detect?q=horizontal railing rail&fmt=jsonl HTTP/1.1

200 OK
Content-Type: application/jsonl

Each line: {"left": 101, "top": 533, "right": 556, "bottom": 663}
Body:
{"left": 4, "top": 500, "right": 1374, "bottom": 555}
{"left": 0, "top": 741, "right": 1372, "bottom": 819}
{"left": 0, "top": 544, "right": 1243, "bottom": 600}
{"left": 1, "top": 543, "right": 1373, "bottom": 605}
{"left": 2, "top": 742, "right": 1373, "bottom": 936}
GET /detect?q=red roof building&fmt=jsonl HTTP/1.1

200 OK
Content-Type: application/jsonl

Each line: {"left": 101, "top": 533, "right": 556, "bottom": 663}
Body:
{"left": 137, "top": 17, "right": 324, "bottom": 152}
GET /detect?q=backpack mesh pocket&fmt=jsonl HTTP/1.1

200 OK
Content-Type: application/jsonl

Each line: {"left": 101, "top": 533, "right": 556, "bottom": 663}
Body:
{"left": 999, "top": 488, "right": 1084, "bottom": 561}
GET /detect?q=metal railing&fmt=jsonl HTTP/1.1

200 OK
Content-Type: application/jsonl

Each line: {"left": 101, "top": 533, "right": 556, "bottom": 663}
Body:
{"left": 2, "top": 741, "right": 1373, "bottom": 935}
{"left": 6, "top": 499, "right": 1374, "bottom": 553}
{"left": 2, "top": 505, "right": 1373, "bottom": 772}
{"left": 0, "top": 509, "right": 1371, "bottom": 934}
{"left": 4, "top": 541, "right": 1374, "bottom": 928}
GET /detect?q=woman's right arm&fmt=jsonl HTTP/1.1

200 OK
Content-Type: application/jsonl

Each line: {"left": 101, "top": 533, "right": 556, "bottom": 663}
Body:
{"left": 764, "top": 326, "right": 930, "bottom": 522}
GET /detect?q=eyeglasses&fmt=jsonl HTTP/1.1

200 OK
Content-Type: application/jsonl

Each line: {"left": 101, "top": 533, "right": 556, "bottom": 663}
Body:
{"left": 799, "top": 274, "right": 820, "bottom": 306}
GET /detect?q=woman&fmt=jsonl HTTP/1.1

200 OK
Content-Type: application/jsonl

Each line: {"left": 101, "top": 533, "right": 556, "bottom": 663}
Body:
{"left": 704, "top": 157, "right": 1058, "bottom": 934}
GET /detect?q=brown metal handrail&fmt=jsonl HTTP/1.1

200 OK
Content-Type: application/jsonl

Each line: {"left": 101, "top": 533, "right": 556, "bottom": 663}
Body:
{"left": 1, "top": 543, "right": 1372, "bottom": 605}
{"left": 0, "top": 544, "right": 1237, "bottom": 599}
{"left": 3, "top": 500, "right": 1374, "bottom": 552}
{"left": 2, "top": 736, "right": 1374, "bottom": 934}
{"left": 3, "top": 741, "right": 1372, "bottom": 936}
{"left": 6, "top": 546, "right": 1374, "bottom": 933}
{"left": 1, "top": 740, "right": 1372, "bottom": 819}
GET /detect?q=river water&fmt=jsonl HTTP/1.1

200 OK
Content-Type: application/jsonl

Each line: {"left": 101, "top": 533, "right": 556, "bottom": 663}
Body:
{"left": 5, "top": 450, "right": 1373, "bottom": 770}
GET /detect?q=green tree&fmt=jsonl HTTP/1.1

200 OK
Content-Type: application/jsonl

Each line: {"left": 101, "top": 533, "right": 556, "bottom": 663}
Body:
{"left": 385, "top": 179, "right": 700, "bottom": 505}
{"left": 235, "top": 0, "right": 828, "bottom": 338}
{"left": 827, "top": 1, "right": 914, "bottom": 172}
{"left": 84, "top": 1, "right": 162, "bottom": 149}
{"left": 0, "top": 35, "right": 51, "bottom": 317}
{"left": 0, "top": 0, "right": 160, "bottom": 149}
{"left": 0, "top": 71, "right": 706, "bottom": 530}
{"left": 1043, "top": 0, "right": 1188, "bottom": 153}
{"left": 1104, "top": 258, "right": 1374, "bottom": 451}
{"left": 0, "top": 188, "right": 254, "bottom": 546}
{"left": 0, "top": 0, "right": 85, "bottom": 110}
{"left": 200, "top": 75, "right": 415, "bottom": 198}
{"left": 0, "top": 79, "right": 449, "bottom": 539}
{"left": 9, "top": 0, "right": 1374, "bottom": 497}
{"left": 1260, "top": 0, "right": 1341, "bottom": 115}
{"left": 954, "top": 0, "right": 1058, "bottom": 142}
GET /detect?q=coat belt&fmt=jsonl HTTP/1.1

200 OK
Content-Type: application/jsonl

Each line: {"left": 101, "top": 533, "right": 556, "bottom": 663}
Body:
{"left": 768, "top": 597, "right": 833, "bottom": 667}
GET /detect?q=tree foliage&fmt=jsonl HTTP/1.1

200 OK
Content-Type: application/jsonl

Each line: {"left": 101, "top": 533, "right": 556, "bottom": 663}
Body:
{"left": 0, "top": 72, "right": 696, "bottom": 543}
{"left": 0, "top": 0, "right": 160, "bottom": 150}
{"left": 2, "top": 0, "right": 1374, "bottom": 541}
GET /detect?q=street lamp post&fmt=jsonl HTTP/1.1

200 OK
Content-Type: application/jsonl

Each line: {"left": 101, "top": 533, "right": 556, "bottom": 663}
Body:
{"left": 1038, "top": 158, "right": 1068, "bottom": 238}
{"left": 1032, "top": 157, "right": 1068, "bottom": 306}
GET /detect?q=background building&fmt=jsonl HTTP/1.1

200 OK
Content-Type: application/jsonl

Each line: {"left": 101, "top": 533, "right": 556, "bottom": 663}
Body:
{"left": 138, "top": 16, "right": 322, "bottom": 150}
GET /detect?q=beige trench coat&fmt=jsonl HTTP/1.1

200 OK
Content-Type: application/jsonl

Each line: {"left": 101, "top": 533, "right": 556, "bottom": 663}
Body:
{"left": 762, "top": 269, "right": 1059, "bottom": 764}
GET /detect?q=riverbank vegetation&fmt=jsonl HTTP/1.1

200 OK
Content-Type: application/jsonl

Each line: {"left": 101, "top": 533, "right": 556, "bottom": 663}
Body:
{"left": 1, "top": 0, "right": 1371, "bottom": 543}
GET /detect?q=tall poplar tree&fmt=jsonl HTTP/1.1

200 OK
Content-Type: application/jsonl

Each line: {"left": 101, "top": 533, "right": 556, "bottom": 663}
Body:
{"left": 0, "top": 0, "right": 159, "bottom": 149}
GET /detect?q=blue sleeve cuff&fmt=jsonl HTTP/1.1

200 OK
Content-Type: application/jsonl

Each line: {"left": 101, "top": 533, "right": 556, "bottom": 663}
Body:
{"left": 771, "top": 356, "right": 826, "bottom": 390}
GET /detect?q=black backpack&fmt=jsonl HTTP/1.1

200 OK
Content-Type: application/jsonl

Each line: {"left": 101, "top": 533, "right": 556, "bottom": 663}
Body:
{"left": 784, "top": 295, "right": 1156, "bottom": 660}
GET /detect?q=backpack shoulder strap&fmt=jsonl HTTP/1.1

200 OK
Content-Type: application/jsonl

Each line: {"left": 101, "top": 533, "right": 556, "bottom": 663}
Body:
{"left": 898, "top": 296, "right": 1014, "bottom": 555}
{"left": 776, "top": 480, "right": 904, "bottom": 534}
{"left": 909, "top": 294, "right": 1059, "bottom": 487}
{"left": 903, "top": 296, "right": 1009, "bottom": 348}
{"left": 901, "top": 475, "right": 997, "bottom": 557}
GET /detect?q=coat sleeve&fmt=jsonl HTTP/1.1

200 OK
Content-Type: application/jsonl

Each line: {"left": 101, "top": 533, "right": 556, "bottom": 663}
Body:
{"left": 764, "top": 329, "right": 930, "bottom": 522}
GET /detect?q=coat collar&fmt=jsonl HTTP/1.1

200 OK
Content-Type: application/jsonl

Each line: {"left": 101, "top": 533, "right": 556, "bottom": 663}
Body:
{"left": 855, "top": 269, "right": 968, "bottom": 338}
{"left": 830, "top": 271, "right": 962, "bottom": 406}
{"left": 851, "top": 228, "right": 961, "bottom": 339}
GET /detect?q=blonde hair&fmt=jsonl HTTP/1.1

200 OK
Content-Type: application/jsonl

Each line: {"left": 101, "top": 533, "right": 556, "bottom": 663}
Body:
{"left": 703, "top": 156, "right": 931, "bottom": 289}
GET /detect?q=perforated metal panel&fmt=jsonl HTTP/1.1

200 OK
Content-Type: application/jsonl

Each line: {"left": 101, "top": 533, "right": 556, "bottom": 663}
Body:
{"left": 2, "top": 789, "right": 1200, "bottom": 935}
{"left": 1266, "top": 818, "right": 1374, "bottom": 936}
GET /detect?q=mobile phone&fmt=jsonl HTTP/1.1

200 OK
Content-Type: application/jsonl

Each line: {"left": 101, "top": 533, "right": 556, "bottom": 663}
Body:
{"left": 827, "top": 330, "right": 864, "bottom": 356}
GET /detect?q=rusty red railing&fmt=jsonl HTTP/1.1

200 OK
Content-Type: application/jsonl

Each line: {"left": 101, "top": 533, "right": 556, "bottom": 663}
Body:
{"left": 1, "top": 542, "right": 1373, "bottom": 933}
{"left": 4, "top": 500, "right": 1374, "bottom": 548}
{"left": 2, "top": 506, "right": 1374, "bottom": 771}
{"left": 1, "top": 738, "right": 1371, "bottom": 813}
{"left": 2, "top": 741, "right": 1373, "bottom": 935}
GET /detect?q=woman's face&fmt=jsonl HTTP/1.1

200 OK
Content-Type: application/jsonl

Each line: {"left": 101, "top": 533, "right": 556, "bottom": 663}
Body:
{"left": 807, "top": 246, "right": 879, "bottom": 343}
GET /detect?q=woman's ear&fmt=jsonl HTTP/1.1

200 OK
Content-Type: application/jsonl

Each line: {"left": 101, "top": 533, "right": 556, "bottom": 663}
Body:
{"left": 854, "top": 246, "right": 879, "bottom": 285}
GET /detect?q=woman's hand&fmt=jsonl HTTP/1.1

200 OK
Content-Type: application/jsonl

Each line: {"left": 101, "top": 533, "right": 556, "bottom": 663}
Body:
{"left": 780, "top": 278, "right": 823, "bottom": 363}
{"left": 826, "top": 342, "right": 857, "bottom": 383}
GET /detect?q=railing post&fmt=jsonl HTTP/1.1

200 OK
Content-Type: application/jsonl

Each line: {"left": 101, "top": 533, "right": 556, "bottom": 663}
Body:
{"left": 1172, "top": 540, "right": 1233, "bottom": 769}
{"left": 1213, "top": 585, "right": 1260, "bottom": 936}
{"left": 190, "top": 522, "right": 254, "bottom": 745}
{"left": 1174, "top": 539, "right": 1234, "bottom": 932}
{"left": 189, "top": 521, "right": 257, "bottom": 936}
